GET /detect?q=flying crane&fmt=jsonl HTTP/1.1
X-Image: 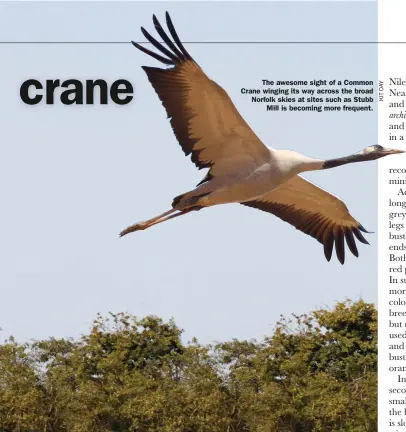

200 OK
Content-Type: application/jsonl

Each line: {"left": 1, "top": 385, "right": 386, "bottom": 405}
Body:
{"left": 120, "top": 12, "right": 404, "bottom": 264}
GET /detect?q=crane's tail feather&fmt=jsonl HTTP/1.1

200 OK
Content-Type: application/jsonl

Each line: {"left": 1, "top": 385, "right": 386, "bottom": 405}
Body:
{"left": 131, "top": 12, "right": 193, "bottom": 67}
{"left": 172, "top": 193, "right": 185, "bottom": 208}
{"left": 172, "top": 191, "right": 210, "bottom": 210}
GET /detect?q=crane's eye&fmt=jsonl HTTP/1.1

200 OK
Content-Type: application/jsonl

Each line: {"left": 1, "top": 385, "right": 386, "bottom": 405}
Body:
{"left": 374, "top": 145, "right": 383, "bottom": 151}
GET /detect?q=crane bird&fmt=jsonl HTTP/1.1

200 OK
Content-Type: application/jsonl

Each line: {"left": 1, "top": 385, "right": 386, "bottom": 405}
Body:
{"left": 120, "top": 12, "right": 404, "bottom": 264}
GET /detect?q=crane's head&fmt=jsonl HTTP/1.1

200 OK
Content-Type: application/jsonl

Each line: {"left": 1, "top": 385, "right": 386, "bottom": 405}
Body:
{"left": 360, "top": 144, "right": 405, "bottom": 160}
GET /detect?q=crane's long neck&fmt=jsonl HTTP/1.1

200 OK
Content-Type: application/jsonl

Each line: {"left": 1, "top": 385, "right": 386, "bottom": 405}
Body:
{"left": 274, "top": 150, "right": 371, "bottom": 174}
{"left": 322, "top": 153, "right": 369, "bottom": 169}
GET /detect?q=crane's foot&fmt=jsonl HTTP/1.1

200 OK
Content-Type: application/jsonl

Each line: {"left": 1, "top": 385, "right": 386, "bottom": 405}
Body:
{"left": 119, "top": 222, "right": 147, "bottom": 237}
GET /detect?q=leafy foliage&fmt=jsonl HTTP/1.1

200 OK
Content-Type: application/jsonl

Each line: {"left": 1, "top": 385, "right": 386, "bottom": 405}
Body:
{"left": 0, "top": 300, "right": 377, "bottom": 431}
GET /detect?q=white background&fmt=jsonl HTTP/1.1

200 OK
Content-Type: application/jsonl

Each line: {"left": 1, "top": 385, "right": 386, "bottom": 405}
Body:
{"left": 379, "top": 0, "right": 406, "bottom": 430}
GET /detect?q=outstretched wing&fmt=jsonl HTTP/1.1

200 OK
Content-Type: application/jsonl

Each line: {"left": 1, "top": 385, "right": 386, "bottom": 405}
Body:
{"left": 241, "top": 176, "right": 371, "bottom": 264}
{"left": 132, "top": 12, "right": 270, "bottom": 180}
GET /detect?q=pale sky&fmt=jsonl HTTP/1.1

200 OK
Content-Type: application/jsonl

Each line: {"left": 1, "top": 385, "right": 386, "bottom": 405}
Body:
{"left": 0, "top": 1, "right": 377, "bottom": 344}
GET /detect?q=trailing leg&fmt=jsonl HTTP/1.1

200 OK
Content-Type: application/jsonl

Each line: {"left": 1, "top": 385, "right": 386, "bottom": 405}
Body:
{"left": 119, "top": 207, "right": 201, "bottom": 237}
{"left": 119, "top": 209, "right": 176, "bottom": 237}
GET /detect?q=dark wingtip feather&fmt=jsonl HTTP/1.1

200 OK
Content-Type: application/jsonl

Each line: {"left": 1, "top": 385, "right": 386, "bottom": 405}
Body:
{"left": 332, "top": 227, "right": 345, "bottom": 265}
{"left": 165, "top": 11, "right": 193, "bottom": 61}
{"left": 140, "top": 26, "right": 148, "bottom": 37}
{"left": 359, "top": 224, "right": 374, "bottom": 234}
{"left": 152, "top": 14, "right": 162, "bottom": 31}
{"left": 324, "top": 236, "right": 334, "bottom": 262}
{"left": 152, "top": 13, "right": 185, "bottom": 61}
{"left": 140, "top": 26, "right": 179, "bottom": 62}
{"left": 335, "top": 238, "right": 345, "bottom": 265}
{"left": 345, "top": 230, "right": 359, "bottom": 258}
{"left": 354, "top": 228, "right": 370, "bottom": 245}
{"left": 132, "top": 39, "right": 173, "bottom": 65}
{"left": 336, "top": 251, "right": 345, "bottom": 264}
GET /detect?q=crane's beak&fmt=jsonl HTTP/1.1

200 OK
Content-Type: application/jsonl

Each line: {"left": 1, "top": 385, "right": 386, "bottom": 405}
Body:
{"left": 384, "top": 148, "right": 405, "bottom": 155}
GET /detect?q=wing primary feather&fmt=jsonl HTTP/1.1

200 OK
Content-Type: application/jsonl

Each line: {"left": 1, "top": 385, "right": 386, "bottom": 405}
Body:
{"left": 359, "top": 224, "right": 373, "bottom": 233}
{"left": 140, "top": 27, "right": 179, "bottom": 62}
{"left": 303, "top": 214, "right": 325, "bottom": 236}
{"left": 345, "top": 230, "right": 359, "bottom": 257}
{"left": 131, "top": 41, "right": 173, "bottom": 65}
{"left": 315, "top": 218, "right": 331, "bottom": 243}
{"left": 308, "top": 217, "right": 328, "bottom": 243}
{"left": 323, "top": 230, "right": 334, "bottom": 262}
{"left": 152, "top": 15, "right": 185, "bottom": 60}
{"left": 353, "top": 228, "right": 370, "bottom": 245}
{"left": 165, "top": 12, "right": 193, "bottom": 61}
{"left": 334, "top": 227, "right": 345, "bottom": 265}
